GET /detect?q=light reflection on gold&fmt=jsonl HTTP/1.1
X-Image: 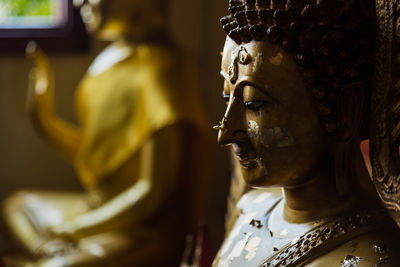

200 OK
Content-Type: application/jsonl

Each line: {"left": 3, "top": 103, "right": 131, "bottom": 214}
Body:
{"left": 2, "top": 0, "right": 210, "bottom": 266}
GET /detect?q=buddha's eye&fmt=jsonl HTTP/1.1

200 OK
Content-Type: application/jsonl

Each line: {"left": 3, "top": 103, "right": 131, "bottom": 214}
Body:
{"left": 244, "top": 100, "right": 267, "bottom": 111}
{"left": 222, "top": 91, "right": 230, "bottom": 103}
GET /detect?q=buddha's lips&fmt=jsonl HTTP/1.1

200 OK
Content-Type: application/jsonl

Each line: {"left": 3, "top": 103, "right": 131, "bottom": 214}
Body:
{"left": 232, "top": 143, "right": 257, "bottom": 163}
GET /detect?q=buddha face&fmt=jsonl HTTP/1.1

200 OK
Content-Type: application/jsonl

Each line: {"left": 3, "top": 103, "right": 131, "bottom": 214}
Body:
{"left": 78, "top": 0, "right": 140, "bottom": 35}
{"left": 79, "top": 0, "right": 167, "bottom": 40}
{"left": 218, "top": 37, "right": 330, "bottom": 188}
{"left": 78, "top": 0, "right": 102, "bottom": 32}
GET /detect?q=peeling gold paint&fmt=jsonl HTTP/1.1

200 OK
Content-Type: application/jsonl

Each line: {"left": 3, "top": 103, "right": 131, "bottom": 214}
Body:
{"left": 220, "top": 226, "right": 241, "bottom": 256}
{"left": 227, "top": 232, "right": 253, "bottom": 260}
{"left": 261, "top": 127, "right": 295, "bottom": 148}
{"left": 253, "top": 192, "right": 272, "bottom": 203}
{"left": 248, "top": 120, "right": 260, "bottom": 139}
{"left": 245, "top": 236, "right": 262, "bottom": 261}
{"left": 279, "top": 229, "right": 289, "bottom": 237}
{"left": 242, "top": 212, "right": 258, "bottom": 225}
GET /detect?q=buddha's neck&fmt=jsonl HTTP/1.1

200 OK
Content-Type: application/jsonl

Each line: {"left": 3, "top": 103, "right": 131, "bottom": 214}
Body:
{"left": 282, "top": 166, "right": 357, "bottom": 224}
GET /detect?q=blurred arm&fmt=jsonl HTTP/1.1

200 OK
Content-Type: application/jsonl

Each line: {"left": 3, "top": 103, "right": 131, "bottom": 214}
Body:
{"left": 51, "top": 125, "right": 185, "bottom": 239}
{"left": 26, "top": 42, "right": 82, "bottom": 163}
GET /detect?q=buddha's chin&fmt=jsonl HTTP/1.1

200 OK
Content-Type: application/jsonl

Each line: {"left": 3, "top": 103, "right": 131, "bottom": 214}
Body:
{"left": 240, "top": 164, "right": 269, "bottom": 188}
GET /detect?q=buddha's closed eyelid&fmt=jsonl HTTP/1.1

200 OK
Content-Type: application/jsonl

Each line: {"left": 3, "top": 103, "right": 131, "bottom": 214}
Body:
{"left": 242, "top": 84, "right": 271, "bottom": 111}
{"left": 243, "top": 100, "right": 268, "bottom": 111}
{"left": 241, "top": 82, "right": 271, "bottom": 100}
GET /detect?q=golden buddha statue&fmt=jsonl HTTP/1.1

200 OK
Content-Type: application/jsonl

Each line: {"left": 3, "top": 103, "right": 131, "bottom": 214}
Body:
{"left": 212, "top": 0, "right": 400, "bottom": 266}
{"left": 1, "top": 0, "right": 210, "bottom": 266}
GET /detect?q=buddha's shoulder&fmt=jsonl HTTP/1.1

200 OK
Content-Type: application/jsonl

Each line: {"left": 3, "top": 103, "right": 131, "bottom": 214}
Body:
{"left": 307, "top": 220, "right": 400, "bottom": 267}
{"left": 236, "top": 188, "right": 283, "bottom": 215}
{"left": 224, "top": 189, "right": 282, "bottom": 235}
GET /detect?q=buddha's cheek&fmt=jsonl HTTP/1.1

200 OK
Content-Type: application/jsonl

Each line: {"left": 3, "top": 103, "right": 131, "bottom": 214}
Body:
{"left": 247, "top": 120, "right": 295, "bottom": 155}
{"left": 245, "top": 121, "right": 297, "bottom": 186}
{"left": 247, "top": 120, "right": 260, "bottom": 140}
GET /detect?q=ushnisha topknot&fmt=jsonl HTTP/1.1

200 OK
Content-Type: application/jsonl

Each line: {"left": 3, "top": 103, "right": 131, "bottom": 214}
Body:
{"left": 221, "top": 0, "right": 376, "bottom": 134}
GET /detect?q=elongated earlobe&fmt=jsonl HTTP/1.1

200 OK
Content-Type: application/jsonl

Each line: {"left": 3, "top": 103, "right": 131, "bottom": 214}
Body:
{"left": 336, "top": 82, "right": 366, "bottom": 142}
{"left": 334, "top": 82, "right": 367, "bottom": 195}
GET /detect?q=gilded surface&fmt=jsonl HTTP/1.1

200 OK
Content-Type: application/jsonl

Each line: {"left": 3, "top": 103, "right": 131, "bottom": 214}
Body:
{"left": 370, "top": 0, "right": 400, "bottom": 226}
{"left": 75, "top": 42, "right": 206, "bottom": 189}
{"left": 214, "top": 0, "right": 400, "bottom": 266}
{"left": 1, "top": 0, "right": 210, "bottom": 266}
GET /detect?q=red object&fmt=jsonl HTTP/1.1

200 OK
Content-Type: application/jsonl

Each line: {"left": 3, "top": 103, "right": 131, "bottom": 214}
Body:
{"left": 200, "top": 227, "right": 213, "bottom": 267}
{"left": 360, "top": 139, "right": 372, "bottom": 177}
{"left": 180, "top": 225, "right": 214, "bottom": 267}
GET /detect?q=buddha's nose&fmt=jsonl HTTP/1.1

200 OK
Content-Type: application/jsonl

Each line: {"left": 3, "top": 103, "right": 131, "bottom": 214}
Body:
{"left": 217, "top": 97, "right": 246, "bottom": 146}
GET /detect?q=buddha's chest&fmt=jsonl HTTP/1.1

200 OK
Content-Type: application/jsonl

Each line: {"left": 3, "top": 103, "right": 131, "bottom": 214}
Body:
{"left": 214, "top": 192, "right": 306, "bottom": 267}
{"left": 215, "top": 221, "right": 293, "bottom": 267}
{"left": 74, "top": 69, "right": 146, "bottom": 144}
{"left": 214, "top": 198, "right": 389, "bottom": 267}
{"left": 213, "top": 191, "right": 326, "bottom": 267}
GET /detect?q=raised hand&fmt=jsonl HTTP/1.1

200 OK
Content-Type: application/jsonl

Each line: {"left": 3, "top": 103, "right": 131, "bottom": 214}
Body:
{"left": 26, "top": 41, "right": 55, "bottom": 117}
{"left": 24, "top": 41, "right": 81, "bottom": 162}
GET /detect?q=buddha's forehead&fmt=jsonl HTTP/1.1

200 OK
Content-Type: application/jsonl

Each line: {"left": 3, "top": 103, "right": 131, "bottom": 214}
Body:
{"left": 221, "top": 37, "right": 298, "bottom": 85}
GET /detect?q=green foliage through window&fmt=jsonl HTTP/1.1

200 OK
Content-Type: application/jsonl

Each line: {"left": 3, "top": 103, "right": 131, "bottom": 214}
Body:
{"left": 0, "top": 0, "right": 60, "bottom": 27}
{"left": 0, "top": 0, "right": 53, "bottom": 17}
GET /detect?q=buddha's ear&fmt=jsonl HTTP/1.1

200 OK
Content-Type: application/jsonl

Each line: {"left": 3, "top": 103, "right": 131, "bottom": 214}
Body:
{"left": 334, "top": 82, "right": 367, "bottom": 195}
{"left": 336, "top": 82, "right": 367, "bottom": 143}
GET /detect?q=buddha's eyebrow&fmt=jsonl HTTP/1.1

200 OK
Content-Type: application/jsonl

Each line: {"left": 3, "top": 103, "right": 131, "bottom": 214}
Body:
{"left": 220, "top": 70, "right": 271, "bottom": 97}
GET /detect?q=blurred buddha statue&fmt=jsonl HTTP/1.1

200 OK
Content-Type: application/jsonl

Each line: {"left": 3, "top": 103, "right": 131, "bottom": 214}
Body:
{"left": 212, "top": 0, "right": 400, "bottom": 266}
{"left": 2, "top": 0, "right": 210, "bottom": 266}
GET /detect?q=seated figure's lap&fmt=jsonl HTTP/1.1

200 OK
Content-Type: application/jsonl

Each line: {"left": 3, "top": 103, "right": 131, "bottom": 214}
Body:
{"left": 2, "top": 190, "right": 89, "bottom": 253}
{"left": 4, "top": 190, "right": 89, "bottom": 224}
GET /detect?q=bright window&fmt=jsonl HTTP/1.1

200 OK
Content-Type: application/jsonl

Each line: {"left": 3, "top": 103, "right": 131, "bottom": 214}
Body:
{"left": 0, "top": 0, "right": 89, "bottom": 53}
{"left": 0, "top": 0, "right": 68, "bottom": 29}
